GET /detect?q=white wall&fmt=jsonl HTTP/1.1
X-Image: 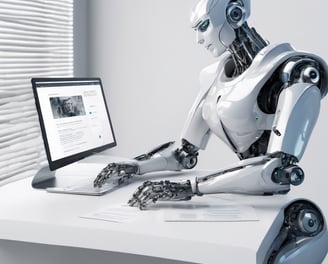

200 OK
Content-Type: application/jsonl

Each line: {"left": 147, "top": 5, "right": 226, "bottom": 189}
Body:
{"left": 87, "top": 0, "right": 213, "bottom": 157}
{"left": 81, "top": 0, "right": 328, "bottom": 231}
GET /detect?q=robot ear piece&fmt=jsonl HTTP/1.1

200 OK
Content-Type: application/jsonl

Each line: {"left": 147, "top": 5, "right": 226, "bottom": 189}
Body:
{"left": 226, "top": 1, "right": 246, "bottom": 29}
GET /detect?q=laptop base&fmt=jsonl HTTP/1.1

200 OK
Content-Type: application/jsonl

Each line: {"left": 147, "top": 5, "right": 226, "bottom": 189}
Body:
{"left": 32, "top": 166, "right": 116, "bottom": 196}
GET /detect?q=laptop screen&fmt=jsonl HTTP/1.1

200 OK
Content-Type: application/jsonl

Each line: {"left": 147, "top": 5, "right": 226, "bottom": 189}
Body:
{"left": 32, "top": 78, "right": 116, "bottom": 170}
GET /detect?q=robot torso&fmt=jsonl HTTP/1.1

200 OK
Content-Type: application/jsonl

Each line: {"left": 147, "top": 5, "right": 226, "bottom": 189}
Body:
{"left": 183, "top": 43, "right": 328, "bottom": 159}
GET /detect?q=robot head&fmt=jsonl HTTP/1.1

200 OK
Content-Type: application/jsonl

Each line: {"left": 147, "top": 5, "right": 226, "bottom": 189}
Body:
{"left": 191, "top": 0, "right": 251, "bottom": 57}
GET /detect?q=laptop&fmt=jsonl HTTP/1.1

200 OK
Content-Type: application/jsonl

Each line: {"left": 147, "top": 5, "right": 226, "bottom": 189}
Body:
{"left": 31, "top": 77, "right": 120, "bottom": 195}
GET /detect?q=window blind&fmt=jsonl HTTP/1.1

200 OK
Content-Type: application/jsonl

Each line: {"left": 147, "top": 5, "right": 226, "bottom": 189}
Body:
{"left": 0, "top": 0, "right": 73, "bottom": 185}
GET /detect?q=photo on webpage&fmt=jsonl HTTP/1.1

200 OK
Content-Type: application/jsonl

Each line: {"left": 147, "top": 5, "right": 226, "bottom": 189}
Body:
{"left": 49, "top": 96, "right": 86, "bottom": 119}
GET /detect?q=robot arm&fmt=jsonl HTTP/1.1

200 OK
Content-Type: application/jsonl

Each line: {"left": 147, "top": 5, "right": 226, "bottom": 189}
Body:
{"left": 93, "top": 139, "right": 200, "bottom": 188}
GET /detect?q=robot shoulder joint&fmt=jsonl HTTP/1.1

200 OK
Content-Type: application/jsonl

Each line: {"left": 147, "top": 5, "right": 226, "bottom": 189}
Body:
{"left": 280, "top": 56, "right": 328, "bottom": 97}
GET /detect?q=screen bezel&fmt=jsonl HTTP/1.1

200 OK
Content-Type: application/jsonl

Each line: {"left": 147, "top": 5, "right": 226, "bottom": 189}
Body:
{"left": 31, "top": 77, "right": 117, "bottom": 171}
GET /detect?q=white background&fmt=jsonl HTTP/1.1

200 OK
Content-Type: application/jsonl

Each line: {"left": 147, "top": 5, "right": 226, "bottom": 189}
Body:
{"left": 75, "top": 1, "right": 328, "bottom": 261}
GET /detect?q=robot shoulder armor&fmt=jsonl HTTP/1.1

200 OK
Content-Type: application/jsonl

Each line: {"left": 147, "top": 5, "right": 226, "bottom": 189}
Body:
{"left": 280, "top": 54, "right": 328, "bottom": 98}
{"left": 258, "top": 51, "right": 328, "bottom": 114}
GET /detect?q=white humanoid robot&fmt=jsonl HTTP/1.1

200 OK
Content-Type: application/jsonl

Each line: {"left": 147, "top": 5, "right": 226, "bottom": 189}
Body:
{"left": 94, "top": 0, "right": 328, "bottom": 262}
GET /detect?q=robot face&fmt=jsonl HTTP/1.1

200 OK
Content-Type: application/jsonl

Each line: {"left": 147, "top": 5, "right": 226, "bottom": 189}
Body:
{"left": 194, "top": 17, "right": 225, "bottom": 57}
{"left": 191, "top": 0, "right": 250, "bottom": 57}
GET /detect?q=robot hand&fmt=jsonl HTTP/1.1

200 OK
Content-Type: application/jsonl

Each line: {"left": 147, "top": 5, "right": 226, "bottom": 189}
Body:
{"left": 128, "top": 180, "right": 195, "bottom": 209}
{"left": 93, "top": 162, "right": 139, "bottom": 188}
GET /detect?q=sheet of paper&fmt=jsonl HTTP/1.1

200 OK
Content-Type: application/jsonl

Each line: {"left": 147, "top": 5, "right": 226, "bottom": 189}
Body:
{"left": 81, "top": 206, "right": 139, "bottom": 223}
{"left": 163, "top": 204, "right": 258, "bottom": 222}
{"left": 81, "top": 199, "right": 259, "bottom": 223}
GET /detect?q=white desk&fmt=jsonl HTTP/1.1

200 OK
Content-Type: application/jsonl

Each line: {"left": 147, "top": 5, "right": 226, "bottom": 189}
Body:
{"left": 0, "top": 165, "right": 316, "bottom": 264}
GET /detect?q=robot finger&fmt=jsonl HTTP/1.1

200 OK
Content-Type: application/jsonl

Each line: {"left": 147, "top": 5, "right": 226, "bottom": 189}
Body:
{"left": 93, "top": 163, "right": 122, "bottom": 187}
{"left": 128, "top": 181, "right": 161, "bottom": 209}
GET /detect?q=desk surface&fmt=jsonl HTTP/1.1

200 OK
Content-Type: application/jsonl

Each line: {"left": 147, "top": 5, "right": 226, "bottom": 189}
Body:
{"left": 0, "top": 161, "right": 297, "bottom": 264}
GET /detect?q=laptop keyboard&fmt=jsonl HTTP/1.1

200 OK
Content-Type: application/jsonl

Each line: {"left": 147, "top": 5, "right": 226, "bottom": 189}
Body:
{"left": 46, "top": 181, "right": 117, "bottom": 195}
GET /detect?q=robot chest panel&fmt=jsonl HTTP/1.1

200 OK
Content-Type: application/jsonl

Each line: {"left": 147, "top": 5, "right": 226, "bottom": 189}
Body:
{"left": 202, "top": 78, "right": 267, "bottom": 152}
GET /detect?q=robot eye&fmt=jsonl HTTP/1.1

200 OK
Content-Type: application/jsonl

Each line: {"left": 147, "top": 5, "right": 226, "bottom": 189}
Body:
{"left": 198, "top": 19, "right": 210, "bottom": 32}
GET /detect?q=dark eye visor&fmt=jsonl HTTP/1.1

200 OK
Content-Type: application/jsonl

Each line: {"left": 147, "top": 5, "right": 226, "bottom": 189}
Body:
{"left": 194, "top": 19, "right": 210, "bottom": 32}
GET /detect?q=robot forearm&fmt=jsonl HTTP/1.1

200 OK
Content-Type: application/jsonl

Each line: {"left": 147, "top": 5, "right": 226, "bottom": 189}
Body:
{"left": 129, "top": 155, "right": 293, "bottom": 208}
{"left": 93, "top": 140, "right": 199, "bottom": 188}
{"left": 136, "top": 139, "right": 199, "bottom": 175}
{"left": 191, "top": 153, "right": 304, "bottom": 196}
